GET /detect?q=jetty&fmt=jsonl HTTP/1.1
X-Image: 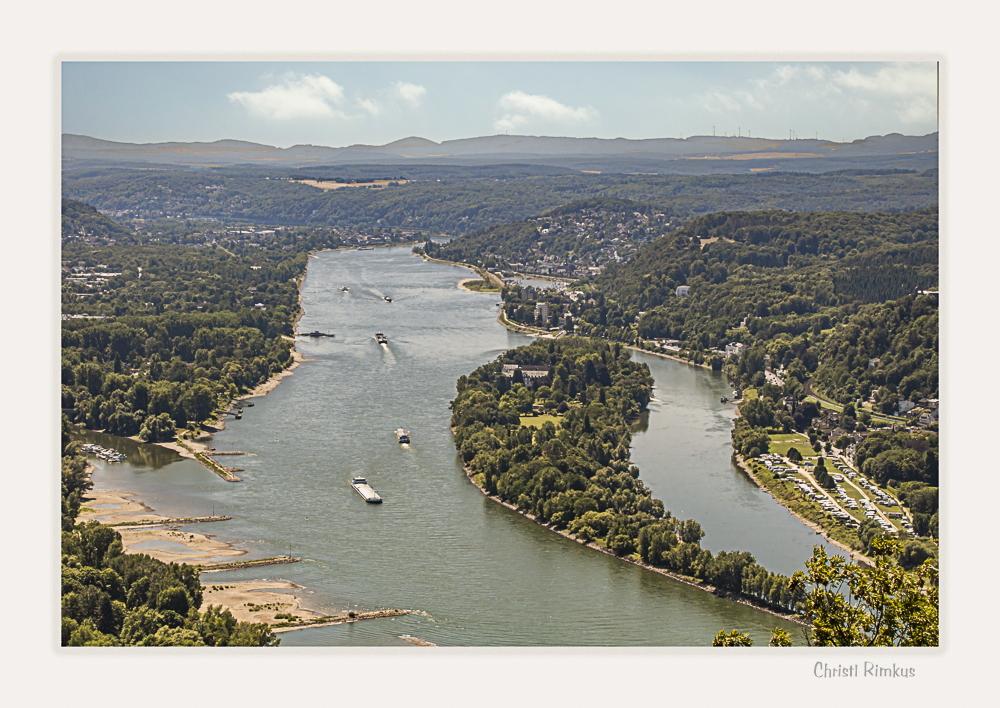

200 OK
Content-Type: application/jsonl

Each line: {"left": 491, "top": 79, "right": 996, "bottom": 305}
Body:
{"left": 198, "top": 556, "right": 303, "bottom": 574}
{"left": 110, "top": 514, "right": 232, "bottom": 528}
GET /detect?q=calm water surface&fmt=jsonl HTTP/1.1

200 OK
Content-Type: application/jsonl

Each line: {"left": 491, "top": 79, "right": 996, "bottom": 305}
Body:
{"left": 89, "top": 246, "right": 815, "bottom": 646}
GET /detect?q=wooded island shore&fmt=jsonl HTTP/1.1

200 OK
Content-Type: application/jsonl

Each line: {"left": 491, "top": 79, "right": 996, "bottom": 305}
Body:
{"left": 453, "top": 429, "right": 810, "bottom": 628}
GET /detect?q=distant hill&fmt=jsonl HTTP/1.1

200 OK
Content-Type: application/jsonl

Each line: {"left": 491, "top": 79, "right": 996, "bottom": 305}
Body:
{"left": 62, "top": 132, "right": 939, "bottom": 175}
{"left": 61, "top": 199, "right": 133, "bottom": 242}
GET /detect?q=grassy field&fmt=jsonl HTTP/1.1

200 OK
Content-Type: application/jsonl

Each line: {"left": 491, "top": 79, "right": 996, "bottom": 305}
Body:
{"left": 768, "top": 432, "right": 810, "bottom": 456}
{"left": 520, "top": 414, "right": 564, "bottom": 428}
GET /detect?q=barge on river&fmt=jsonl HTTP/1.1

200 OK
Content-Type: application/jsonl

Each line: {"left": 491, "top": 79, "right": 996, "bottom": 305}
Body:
{"left": 351, "top": 477, "right": 383, "bottom": 504}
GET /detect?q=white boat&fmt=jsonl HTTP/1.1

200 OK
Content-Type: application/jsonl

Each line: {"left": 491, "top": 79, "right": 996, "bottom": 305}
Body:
{"left": 396, "top": 428, "right": 410, "bottom": 444}
{"left": 375, "top": 331, "right": 388, "bottom": 345}
{"left": 351, "top": 476, "right": 382, "bottom": 504}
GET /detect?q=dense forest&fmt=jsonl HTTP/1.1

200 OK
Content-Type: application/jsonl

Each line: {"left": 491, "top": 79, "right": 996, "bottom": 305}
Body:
{"left": 62, "top": 167, "right": 938, "bottom": 235}
{"left": 450, "top": 336, "right": 807, "bottom": 611}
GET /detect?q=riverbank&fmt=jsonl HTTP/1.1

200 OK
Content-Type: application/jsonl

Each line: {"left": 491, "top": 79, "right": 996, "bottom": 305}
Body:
{"left": 733, "top": 452, "right": 873, "bottom": 567}
{"left": 416, "top": 252, "right": 503, "bottom": 291}
{"left": 454, "top": 433, "right": 809, "bottom": 628}
{"left": 627, "top": 345, "right": 714, "bottom": 372}
{"left": 199, "top": 581, "right": 413, "bottom": 634}
{"left": 76, "top": 489, "right": 246, "bottom": 565}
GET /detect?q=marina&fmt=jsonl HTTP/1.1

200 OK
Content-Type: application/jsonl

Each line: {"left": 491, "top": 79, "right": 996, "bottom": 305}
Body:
{"left": 81, "top": 443, "right": 126, "bottom": 462}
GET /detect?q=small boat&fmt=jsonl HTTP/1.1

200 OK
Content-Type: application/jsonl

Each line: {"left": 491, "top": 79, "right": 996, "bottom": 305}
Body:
{"left": 246, "top": 402, "right": 254, "bottom": 407}
{"left": 351, "top": 476, "right": 383, "bottom": 504}
{"left": 720, "top": 396, "right": 728, "bottom": 403}
{"left": 235, "top": 409, "right": 243, "bottom": 420}
{"left": 384, "top": 296, "right": 392, "bottom": 303}
{"left": 396, "top": 428, "right": 410, "bottom": 444}
{"left": 341, "top": 286, "right": 349, "bottom": 292}
{"left": 356, "top": 246, "right": 375, "bottom": 251}
{"left": 375, "top": 331, "right": 388, "bottom": 345}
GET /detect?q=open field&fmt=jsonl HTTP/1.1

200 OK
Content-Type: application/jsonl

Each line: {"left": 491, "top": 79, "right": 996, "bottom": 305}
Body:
{"left": 295, "top": 179, "right": 409, "bottom": 190}
{"left": 768, "top": 433, "right": 811, "bottom": 456}
{"left": 520, "top": 413, "right": 564, "bottom": 428}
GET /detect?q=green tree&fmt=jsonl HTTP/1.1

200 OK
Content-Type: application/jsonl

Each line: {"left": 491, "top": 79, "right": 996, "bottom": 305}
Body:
{"left": 139, "top": 412, "right": 176, "bottom": 442}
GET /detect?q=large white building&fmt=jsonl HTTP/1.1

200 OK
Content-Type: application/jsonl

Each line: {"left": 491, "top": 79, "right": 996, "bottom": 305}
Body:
{"left": 534, "top": 302, "right": 550, "bottom": 322}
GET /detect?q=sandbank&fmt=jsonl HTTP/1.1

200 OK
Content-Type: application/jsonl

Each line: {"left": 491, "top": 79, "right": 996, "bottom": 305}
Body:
{"left": 78, "top": 490, "right": 245, "bottom": 565}
{"left": 199, "top": 580, "right": 323, "bottom": 625}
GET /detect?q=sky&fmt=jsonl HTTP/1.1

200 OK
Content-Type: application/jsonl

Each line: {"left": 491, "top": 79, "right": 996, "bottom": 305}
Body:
{"left": 62, "top": 61, "right": 938, "bottom": 148}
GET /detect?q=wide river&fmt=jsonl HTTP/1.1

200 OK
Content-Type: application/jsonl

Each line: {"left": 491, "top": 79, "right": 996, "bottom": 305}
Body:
{"left": 87, "top": 246, "right": 844, "bottom": 646}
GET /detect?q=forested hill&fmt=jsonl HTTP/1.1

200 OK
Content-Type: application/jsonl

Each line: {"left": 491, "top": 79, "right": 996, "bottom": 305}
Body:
{"left": 62, "top": 199, "right": 134, "bottom": 243}
{"left": 582, "top": 208, "right": 938, "bottom": 346}
{"left": 62, "top": 167, "right": 938, "bottom": 236}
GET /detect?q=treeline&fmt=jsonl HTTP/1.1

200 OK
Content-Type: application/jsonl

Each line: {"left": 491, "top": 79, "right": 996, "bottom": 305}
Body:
{"left": 60, "top": 418, "right": 278, "bottom": 646}
{"left": 62, "top": 167, "right": 939, "bottom": 236}
{"left": 450, "top": 336, "right": 803, "bottom": 610}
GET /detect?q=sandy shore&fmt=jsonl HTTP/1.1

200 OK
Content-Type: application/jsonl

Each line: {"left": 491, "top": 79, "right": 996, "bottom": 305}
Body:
{"left": 77, "top": 489, "right": 166, "bottom": 525}
{"left": 199, "top": 582, "right": 419, "bottom": 636}
{"left": 77, "top": 489, "right": 245, "bottom": 565}
{"left": 199, "top": 580, "right": 324, "bottom": 625}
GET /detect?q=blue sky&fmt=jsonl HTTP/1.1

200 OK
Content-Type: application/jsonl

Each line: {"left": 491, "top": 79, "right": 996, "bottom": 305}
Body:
{"left": 63, "top": 61, "right": 937, "bottom": 148}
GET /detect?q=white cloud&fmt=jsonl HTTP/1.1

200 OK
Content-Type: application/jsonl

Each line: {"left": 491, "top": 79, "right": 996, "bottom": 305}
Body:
{"left": 228, "top": 74, "right": 345, "bottom": 120}
{"left": 391, "top": 82, "right": 427, "bottom": 107}
{"left": 697, "top": 63, "right": 936, "bottom": 126}
{"left": 494, "top": 91, "right": 596, "bottom": 132}
{"left": 831, "top": 63, "right": 937, "bottom": 123}
{"left": 357, "top": 98, "right": 381, "bottom": 116}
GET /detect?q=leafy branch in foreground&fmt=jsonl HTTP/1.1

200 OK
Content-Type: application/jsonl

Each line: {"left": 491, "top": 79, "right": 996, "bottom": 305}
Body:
{"left": 790, "top": 535, "right": 938, "bottom": 646}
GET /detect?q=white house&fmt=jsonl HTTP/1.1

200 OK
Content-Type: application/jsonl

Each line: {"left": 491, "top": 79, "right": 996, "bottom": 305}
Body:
{"left": 897, "top": 399, "right": 916, "bottom": 414}
{"left": 676, "top": 285, "right": 690, "bottom": 297}
{"left": 725, "top": 342, "right": 748, "bottom": 359}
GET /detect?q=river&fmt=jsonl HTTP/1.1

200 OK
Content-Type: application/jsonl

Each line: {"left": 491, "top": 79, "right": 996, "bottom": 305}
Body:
{"left": 87, "top": 245, "right": 818, "bottom": 646}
